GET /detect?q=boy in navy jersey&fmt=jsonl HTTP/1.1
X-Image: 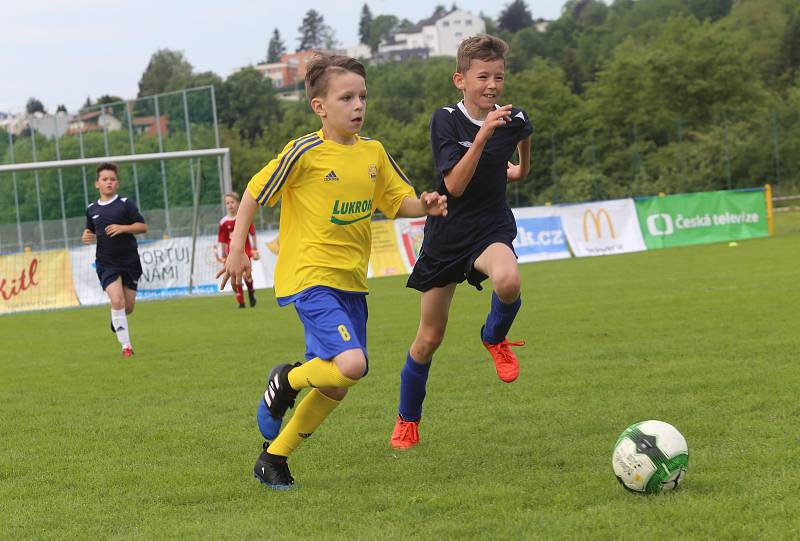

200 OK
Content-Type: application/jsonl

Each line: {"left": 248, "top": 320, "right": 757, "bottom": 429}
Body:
{"left": 391, "top": 35, "right": 533, "bottom": 448}
{"left": 82, "top": 163, "right": 148, "bottom": 357}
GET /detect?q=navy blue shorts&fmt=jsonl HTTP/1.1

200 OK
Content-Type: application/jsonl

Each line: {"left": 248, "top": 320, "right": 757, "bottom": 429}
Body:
{"left": 291, "top": 287, "right": 369, "bottom": 374}
{"left": 95, "top": 260, "right": 143, "bottom": 291}
{"left": 407, "top": 239, "right": 516, "bottom": 292}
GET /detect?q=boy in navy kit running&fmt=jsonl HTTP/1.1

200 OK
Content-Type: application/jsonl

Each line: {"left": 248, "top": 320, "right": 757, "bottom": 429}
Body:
{"left": 391, "top": 35, "right": 533, "bottom": 449}
{"left": 82, "top": 162, "right": 148, "bottom": 357}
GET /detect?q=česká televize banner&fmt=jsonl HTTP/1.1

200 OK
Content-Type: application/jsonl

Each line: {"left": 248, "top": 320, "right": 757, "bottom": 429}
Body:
{"left": 511, "top": 207, "right": 571, "bottom": 262}
{"left": 0, "top": 249, "right": 80, "bottom": 314}
{"left": 635, "top": 189, "right": 769, "bottom": 249}
{"left": 557, "top": 199, "right": 647, "bottom": 257}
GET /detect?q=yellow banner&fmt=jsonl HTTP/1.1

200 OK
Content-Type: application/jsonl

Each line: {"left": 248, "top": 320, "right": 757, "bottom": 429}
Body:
{"left": 369, "top": 220, "right": 409, "bottom": 277}
{"left": 0, "top": 249, "right": 80, "bottom": 314}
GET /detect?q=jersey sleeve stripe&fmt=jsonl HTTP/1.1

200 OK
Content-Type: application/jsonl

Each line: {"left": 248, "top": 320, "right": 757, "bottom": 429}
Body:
{"left": 259, "top": 139, "right": 324, "bottom": 204}
{"left": 255, "top": 133, "right": 320, "bottom": 204}
{"left": 387, "top": 153, "right": 412, "bottom": 186}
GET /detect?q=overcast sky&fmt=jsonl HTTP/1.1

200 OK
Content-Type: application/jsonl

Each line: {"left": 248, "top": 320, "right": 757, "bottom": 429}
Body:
{"left": 0, "top": 0, "right": 567, "bottom": 113}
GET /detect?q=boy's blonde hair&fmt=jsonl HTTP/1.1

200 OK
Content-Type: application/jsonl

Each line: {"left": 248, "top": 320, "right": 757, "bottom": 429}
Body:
{"left": 224, "top": 191, "right": 241, "bottom": 202}
{"left": 456, "top": 35, "right": 509, "bottom": 74}
{"left": 304, "top": 53, "right": 366, "bottom": 102}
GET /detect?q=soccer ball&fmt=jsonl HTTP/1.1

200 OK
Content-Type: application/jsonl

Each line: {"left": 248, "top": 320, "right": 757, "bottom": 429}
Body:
{"left": 612, "top": 420, "right": 689, "bottom": 494}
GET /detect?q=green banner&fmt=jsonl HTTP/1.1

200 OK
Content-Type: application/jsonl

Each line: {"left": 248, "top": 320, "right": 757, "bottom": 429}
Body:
{"left": 635, "top": 189, "right": 769, "bottom": 249}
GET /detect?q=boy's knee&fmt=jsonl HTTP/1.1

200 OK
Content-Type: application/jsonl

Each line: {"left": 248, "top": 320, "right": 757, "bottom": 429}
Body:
{"left": 494, "top": 271, "right": 521, "bottom": 302}
{"left": 335, "top": 349, "right": 367, "bottom": 381}
{"left": 125, "top": 306, "right": 135, "bottom": 315}
{"left": 416, "top": 326, "right": 446, "bottom": 356}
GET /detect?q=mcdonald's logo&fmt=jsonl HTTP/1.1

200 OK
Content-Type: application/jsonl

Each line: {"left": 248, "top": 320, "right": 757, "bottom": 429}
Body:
{"left": 583, "top": 208, "right": 616, "bottom": 240}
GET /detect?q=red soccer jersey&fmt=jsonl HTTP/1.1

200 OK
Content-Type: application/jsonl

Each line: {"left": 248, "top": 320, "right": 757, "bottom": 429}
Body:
{"left": 218, "top": 216, "right": 255, "bottom": 257}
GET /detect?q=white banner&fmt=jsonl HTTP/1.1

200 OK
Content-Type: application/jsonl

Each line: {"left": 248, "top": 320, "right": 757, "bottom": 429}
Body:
{"left": 557, "top": 199, "right": 646, "bottom": 257}
{"left": 70, "top": 231, "right": 278, "bottom": 306}
{"left": 511, "top": 207, "right": 572, "bottom": 263}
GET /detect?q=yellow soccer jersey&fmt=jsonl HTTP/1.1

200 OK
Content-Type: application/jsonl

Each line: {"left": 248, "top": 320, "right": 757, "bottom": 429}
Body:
{"left": 247, "top": 130, "right": 416, "bottom": 299}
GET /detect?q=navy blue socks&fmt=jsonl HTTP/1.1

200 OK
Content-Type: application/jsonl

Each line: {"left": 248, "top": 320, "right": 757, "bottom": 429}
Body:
{"left": 398, "top": 352, "right": 431, "bottom": 422}
{"left": 481, "top": 292, "right": 521, "bottom": 344}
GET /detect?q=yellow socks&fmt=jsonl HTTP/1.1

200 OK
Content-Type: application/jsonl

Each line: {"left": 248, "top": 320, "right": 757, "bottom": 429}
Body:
{"left": 267, "top": 389, "right": 340, "bottom": 457}
{"left": 288, "top": 358, "right": 358, "bottom": 390}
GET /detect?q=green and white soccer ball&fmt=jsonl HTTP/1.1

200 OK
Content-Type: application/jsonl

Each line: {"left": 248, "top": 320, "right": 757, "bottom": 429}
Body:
{"left": 612, "top": 420, "right": 689, "bottom": 494}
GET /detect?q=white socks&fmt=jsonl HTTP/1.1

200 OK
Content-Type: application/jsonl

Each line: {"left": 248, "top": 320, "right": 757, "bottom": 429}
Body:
{"left": 111, "top": 308, "right": 131, "bottom": 348}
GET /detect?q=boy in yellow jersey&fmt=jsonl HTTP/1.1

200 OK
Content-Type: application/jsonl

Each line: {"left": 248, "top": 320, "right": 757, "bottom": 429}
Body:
{"left": 218, "top": 53, "right": 447, "bottom": 490}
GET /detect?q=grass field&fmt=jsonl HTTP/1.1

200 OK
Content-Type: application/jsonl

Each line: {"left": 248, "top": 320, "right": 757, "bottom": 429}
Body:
{"left": 2, "top": 213, "right": 799, "bottom": 540}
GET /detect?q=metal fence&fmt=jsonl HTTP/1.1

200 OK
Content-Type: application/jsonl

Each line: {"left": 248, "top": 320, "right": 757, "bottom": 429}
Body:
{"left": 0, "top": 86, "right": 230, "bottom": 254}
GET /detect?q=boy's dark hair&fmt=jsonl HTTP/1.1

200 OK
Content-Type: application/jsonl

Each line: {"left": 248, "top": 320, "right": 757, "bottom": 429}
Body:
{"left": 304, "top": 53, "right": 366, "bottom": 102}
{"left": 96, "top": 162, "right": 118, "bottom": 178}
{"left": 456, "top": 35, "right": 509, "bottom": 74}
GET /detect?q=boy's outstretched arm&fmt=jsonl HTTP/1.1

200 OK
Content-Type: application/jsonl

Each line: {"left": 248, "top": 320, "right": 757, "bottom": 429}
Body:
{"left": 217, "top": 191, "right": 258, "bottom": 289}
{"left": 507, "top": 135, "right": 532, "bottom": 183}
{"left": 444, "top": 104, "right": 513, "bottom": 197}
{"left": 396, "top": 192, "right": 448, "bottom": 218}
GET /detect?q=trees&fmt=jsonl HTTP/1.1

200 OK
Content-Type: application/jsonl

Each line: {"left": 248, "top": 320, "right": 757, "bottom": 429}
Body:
{"left": 267, "top": 28, "right": 286, "bottom": 63}
{"left": 219, "top": 68, "right": 281, "bottom": 142}
{"left": 359, "top": 4, "right": 373, "bottom": 45}
{"left": 96, "top": 95, "right": 124, "bottom": 105}
{"left": 498, "top": 0, "right": 533, "bottom": 33}
{"left": 297, "top": 9, "right": 334, "bottom": 51}
{"left": 368, "top": 15, "right": 400, "bottom": 53}
{"left": 26, "top": 98, "right": 46, "bottom": 115}
{"left": 137, "top": 49, "right": 193, "bottom": 97}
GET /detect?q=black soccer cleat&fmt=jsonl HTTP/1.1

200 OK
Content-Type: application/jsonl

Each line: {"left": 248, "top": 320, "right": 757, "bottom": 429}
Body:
{"left": 263, "top": 362, "right": 301, "bottom": 419}
{"left": 253, "top": 442, "right": 295, "bottom": 490}
{"left": 248, "top": 292, "right": 257, "bottom": 308}
{"left": 110, "top": 321, "right": 116, "bottom": 333}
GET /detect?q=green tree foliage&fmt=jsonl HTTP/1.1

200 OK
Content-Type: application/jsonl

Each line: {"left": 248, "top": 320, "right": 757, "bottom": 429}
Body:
{"left": 26, "top": 98, "right": 46, "bottom": 115}
{"left": 267, "top": 28, "right": 286, "bottom": 63}
{"left": 359, "top": 4, "right": 373, "bottom": 45}
{"left": 498, "top": 0, "right": 533, "bottom": 32}
{"left": 137, "top": 49, "right": 193, "bottom": 97}
{"left": 297, "top": 9, "right": 328, "bottom": 51}
{"left": 368, "top": 15, "right": 400, "bottom": 53}
{"left": 96, "top": 95, "right": 124, "bottom": 105}
{"left": 218, "top": 68, "right": 281, "bottom": 143}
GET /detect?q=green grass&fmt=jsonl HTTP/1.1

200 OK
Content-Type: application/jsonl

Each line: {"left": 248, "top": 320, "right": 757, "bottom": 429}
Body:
{"left": 2, "top": 212, "right": 799, "bottom": 540}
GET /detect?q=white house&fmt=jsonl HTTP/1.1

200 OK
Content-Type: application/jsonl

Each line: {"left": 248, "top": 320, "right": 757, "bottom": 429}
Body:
{"left": 379, "top": 8, "right": 486, "bottom": 58}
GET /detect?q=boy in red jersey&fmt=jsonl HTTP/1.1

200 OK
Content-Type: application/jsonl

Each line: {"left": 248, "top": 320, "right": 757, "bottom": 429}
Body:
{"left": 218, "top": 192, "right": 259, "bottom": 308}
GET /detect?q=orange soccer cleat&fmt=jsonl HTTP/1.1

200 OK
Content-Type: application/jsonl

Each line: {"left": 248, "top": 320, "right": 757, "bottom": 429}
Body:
{"left": 482, "top": 334, "right": 524, "bottom": 383}
{"left": 122, "top": 345, "right": 134, "bottom": 358}
{"left": 390, "top": 415, "right": 420, "bottom": 449}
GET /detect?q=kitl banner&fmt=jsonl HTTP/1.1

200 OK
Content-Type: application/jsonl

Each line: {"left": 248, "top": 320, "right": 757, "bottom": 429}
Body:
{"left": 557, "top": 199, "right": 646, "bottom": 257}
{"left": 511, "top": 207, "right": 571, "bottom": 262}
{"left": 0, "top": 249, "right": 79, "bottom": 314}
{"left": 635, "top": 189, "right": 769, "bottom": 249}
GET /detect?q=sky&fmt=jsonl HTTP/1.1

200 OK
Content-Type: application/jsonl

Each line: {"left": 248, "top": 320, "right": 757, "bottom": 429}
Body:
{"left": 0, "top": 0, "right": 567, "bottom": 113}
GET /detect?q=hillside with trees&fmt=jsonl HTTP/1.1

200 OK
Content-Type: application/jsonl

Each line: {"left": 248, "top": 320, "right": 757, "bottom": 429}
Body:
{"left": 3, "top": 0, "right": 799, "bottom": 211}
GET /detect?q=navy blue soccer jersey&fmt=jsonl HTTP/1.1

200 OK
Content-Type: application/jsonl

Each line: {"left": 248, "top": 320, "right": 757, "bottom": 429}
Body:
{"left": 422, "top": 101, "right": 533, "bottom": 260}
{"left": 85, "top": 195, "right": 145, "bottom": 266}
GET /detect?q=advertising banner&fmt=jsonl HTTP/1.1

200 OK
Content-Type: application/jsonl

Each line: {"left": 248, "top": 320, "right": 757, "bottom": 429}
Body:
{"left": 511, "top": 207, "right": 572, "bottom": 262}
{"left": 397, "top": 217, "right": 427, "bottom": 269}
{"left": 368, "top": 220, "right": 411, "bottom": 278}
{"left": 635, "top": 190, "right": 769, "bottom": 249}
{"left": 557, "top": 199, "right": 646, "bottom": 257}
{"left": 71, "top": 233, "right": 278, "bottom": 306}
{"left": 0, "top": 249, "right": 79, "bottom": 314}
